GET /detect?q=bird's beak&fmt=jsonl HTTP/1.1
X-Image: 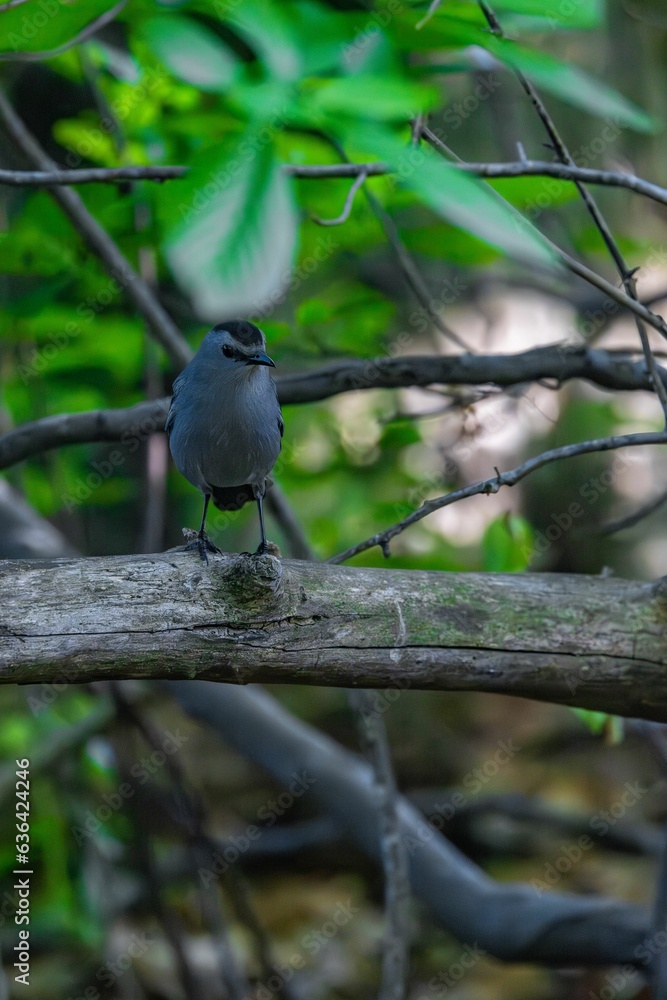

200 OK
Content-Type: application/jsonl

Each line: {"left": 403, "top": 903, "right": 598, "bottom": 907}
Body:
{"left": 245, "top": 351, "right": 275, "bottom": 368}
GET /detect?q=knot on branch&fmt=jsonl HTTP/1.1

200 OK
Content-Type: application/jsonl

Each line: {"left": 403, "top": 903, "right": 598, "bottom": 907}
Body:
{"left": 218, "top": 552, "right": 284, "bottom": 607}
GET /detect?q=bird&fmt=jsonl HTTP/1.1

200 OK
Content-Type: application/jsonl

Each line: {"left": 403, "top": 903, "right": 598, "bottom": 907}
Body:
{"left": 166, "top": 321, "right": 283, "bottom": 562}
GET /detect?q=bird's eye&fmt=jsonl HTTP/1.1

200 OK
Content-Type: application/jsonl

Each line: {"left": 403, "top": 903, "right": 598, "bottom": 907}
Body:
{"left": 222, "top": 345, "right": 234, "bottom": 358}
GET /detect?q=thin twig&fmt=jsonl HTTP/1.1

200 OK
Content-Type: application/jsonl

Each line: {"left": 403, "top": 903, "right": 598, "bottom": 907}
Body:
{"left": 476, "top": 1, "right": 667, "bottom": 423}
{"left": 312, "top": 169, "right": 368, "bottom": 226}
{"left": 328, "top": 429, "right": 667, "bottom": 563}
{"left": 416, "top": 0, "right": 446, "bottom": 30}
{"left": 456, "top": 159, "right": 667, "bottom": 209}
{"left": 363, "top": 187, "right": 470, "bottom": 350}
{"left": 0, "top": 162, "right": 390, "bottom": 185}
{"left": 600, "top": 487, "right": 667, "bottom": 535}
{"left": 265, "top": 486, "right": 315, "bottom": 560}
{"left": 3, "top": 158, "right": 667, "bottom": 211}
{"left": 349, "top": 690, "right": 410, "bottom": 1000}
{"left": 421, "top": 124, "right": 667, "bottom": 344}
{"left": 0, "top": 89, "right": 192, "bottom": 369}
{"left": 110, "top": 684, "right": 252, "bottom": 1000}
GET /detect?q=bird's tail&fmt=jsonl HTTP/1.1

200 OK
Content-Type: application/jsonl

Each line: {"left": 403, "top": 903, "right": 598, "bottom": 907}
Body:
{"left": 210, "top": 478, "right": 273, "bottom": 511}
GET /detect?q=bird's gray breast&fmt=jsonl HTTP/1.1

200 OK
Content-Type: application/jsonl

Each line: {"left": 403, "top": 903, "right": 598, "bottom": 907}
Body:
{"left": 168, "top": 368, "right": 282, "bottom": 492}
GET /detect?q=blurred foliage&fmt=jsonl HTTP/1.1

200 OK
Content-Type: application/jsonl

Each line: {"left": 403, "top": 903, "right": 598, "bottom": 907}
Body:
{"left": 0, "top": 0, "right": 666, "bottom": 997}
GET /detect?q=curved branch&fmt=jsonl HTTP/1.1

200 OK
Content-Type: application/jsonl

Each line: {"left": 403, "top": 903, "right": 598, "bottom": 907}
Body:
{"left": 329, "top": 430, "right": 667, "bottom": 563}
{"left": 0, "top": 346, "right": 663, "bottom": 471}
{"left": 161, "top": 681, "right": 650, "bottom": 966}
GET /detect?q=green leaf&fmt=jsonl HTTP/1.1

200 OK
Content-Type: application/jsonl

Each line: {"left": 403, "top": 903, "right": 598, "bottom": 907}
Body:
{"left": 302, "top": 74, "right": 437, "bottom": 122}
{"left": 482, "top": 514, "right": 533, "bottom": 571}
{"left": 0, "top": 0, "right": 122, "bottom": 57}
{"left": 571, "top": 708, "right": 623, "bottom": 742}
{"left": 223, "top": 0, "right": 305, "bottom": 81}
{"left": 164, "top": 136, "right": 298, "bottom": 319}
{"left": 139, "top": 15, "right": 239, "bottom": 92}
{"left": 485, "top": 37, "right": 658, "bottom": 133}
{"left": 451, "top": 0, "right": 604, "bottom": 28}
{"left": 348, "top": 126, "right": 557, "bottom": 267}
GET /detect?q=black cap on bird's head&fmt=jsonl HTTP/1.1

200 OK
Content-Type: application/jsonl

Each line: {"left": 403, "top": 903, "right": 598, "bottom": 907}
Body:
{"left": 210, "top": 320, "right": 275, "bottom": 368}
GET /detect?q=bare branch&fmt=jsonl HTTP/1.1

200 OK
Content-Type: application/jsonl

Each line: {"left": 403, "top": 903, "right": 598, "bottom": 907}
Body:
{"left": 600, "top": 487, "right": 667, "bottom": 536}
{"left": 1, "top": 346, "right": 665, "bottom": 471}
{"left": 312, "top": 169, "right": 368, "bottom": 226}
{"left": 164, "top": 681, "right": 652, "bottom": 965}
{"left": 350, "top": 689, "right": 410, "bottom": 999}
{"left": 3, "top": 157, "right": 667, "bottom": 215}
{"left": 0, "top": 162, "right": 391, "bottom": 186}
{"left": 458, "top": 159, "right": 667, "bottom": 209}
{"left": 329, "top": 430, "right": 667, "bottom": 564}
{"left": 363, "top": 187, "right": 469, "bottom": 350}
{"left": 476, "top": 1, "right": 667, "bottom": 422}
{"left": 0, "top": 90, "right": 192, "bottom": 370}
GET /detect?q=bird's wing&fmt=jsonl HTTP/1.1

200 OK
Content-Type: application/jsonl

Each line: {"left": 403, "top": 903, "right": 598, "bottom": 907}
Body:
{"left": 274, "top": 379, "right": 284, "bottom": 439}
{"left": 165, "top": 374, "right": 183, "bottom": 436}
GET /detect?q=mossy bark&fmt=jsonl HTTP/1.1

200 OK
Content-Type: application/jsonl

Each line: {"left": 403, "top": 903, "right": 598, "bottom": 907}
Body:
{"left": 1, "top": 551, "right": 665, "bottom": 720}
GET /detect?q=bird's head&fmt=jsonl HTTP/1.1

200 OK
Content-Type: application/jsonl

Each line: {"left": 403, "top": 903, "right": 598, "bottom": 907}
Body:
{"left": 200, "top": 321, "right": 275, "bottom": 373}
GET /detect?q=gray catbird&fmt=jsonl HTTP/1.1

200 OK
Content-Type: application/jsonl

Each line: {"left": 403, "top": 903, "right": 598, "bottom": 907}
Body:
{"left": 166, "top": 321, "right": 283, "bottom": 561}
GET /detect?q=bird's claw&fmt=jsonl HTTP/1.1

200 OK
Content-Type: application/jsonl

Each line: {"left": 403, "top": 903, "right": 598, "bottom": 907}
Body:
{"left": 183, "top": 530, "right": 221, "bottom": 564}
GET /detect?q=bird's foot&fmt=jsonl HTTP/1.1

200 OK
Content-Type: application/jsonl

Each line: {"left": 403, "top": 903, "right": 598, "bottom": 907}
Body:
{"left": 253, "top": 539, "right": 281, "bottom": 557}
{"left": 182, "top": 528, "right": 221, "bottom": 564}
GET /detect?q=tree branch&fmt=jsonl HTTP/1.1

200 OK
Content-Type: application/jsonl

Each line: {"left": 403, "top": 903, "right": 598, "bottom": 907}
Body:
{"left": 475, "top": 0, "right": 667, "bottom": 421}
{"left": 0, "top": 346, "right": 663, "bottom": 471}
{"left": 458, "top": 160, "right": 667, "bottom": 209}
{"left": 0, "top": 163, "right": 390, "bottom": 186}
{"left": 3, "top": 160, "right": 667, "bottom": 212}
{"left": 330, "top": 430, "right": 667, "bottom": 564}
{"left": 0, "top": 90, "right": 192, "bottom": 370}
{"left": 161, "top": 681, "right": 650, "bottom": 967}
{"left": 1, "top": 552, "right": 667, "bottom": 723}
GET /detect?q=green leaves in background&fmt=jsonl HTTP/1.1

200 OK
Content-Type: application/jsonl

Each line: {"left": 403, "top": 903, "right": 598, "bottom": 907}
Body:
{"left": 164, "top": 137, "right": 298, "bottom": 319}
{"left": 0, "top": 0, "right": 123, "bottom": 58}
{"left": 483, "top": 36, "right": 658, "bottom": 133}
{"left": 140, "top": 15, "right": 240, "bottom": 92}
{"left": 482, "top": 514, "right": 533, "bottom": 571}
{"left": 349, "top": 126, "right": 557, "bottom": 267}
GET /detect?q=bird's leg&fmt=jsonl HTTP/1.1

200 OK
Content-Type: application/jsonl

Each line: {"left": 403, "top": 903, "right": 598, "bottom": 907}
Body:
{"left": 184, "top": 493, "right": 221, "bottom": 563}
{"left": 254, "top": 487, "right": 268, "bottom": 555}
